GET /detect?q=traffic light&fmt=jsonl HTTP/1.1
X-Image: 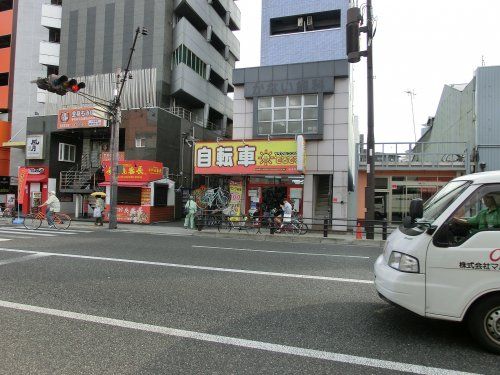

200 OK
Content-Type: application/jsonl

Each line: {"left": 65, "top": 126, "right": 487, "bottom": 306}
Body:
{"left": 35, "top": 74, "right": 85, "bottom": 96}
{"left": 346, "top": 7, "right": 363, "bottom": 63}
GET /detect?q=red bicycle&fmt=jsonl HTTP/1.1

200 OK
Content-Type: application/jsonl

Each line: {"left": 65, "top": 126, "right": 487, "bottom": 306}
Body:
{"left": 23, "top": 207, "right": 71, "bottom": 230}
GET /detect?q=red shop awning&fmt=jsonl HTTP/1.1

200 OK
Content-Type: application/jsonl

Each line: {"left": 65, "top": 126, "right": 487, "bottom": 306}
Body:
{"left": 99, "top": 181, "right": 149, "bottom": 188}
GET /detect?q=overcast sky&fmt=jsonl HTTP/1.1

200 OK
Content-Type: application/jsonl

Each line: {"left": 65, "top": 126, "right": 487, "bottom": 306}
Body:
{"left": 234, "top": 0, "right": 500, "bottom": 143}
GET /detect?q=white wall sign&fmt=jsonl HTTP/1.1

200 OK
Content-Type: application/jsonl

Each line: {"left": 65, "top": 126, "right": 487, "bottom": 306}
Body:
{"left": 26, "top": 135, "right": 44, "bottom": 160}
{"left": 296, "top": 135, "right": 306, "bottom": 172}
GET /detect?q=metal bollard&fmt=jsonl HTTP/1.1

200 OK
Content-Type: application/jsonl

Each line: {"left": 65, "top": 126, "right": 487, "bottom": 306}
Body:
{"left": 323, "top": 217, "right": 328, "bottom": 238}
{"left": 382, "top": 219, "right": 388, "bottom": 240}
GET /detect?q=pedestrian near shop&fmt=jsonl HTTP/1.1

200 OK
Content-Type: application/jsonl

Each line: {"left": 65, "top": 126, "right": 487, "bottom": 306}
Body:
{"left": 94, "top": 196, "right": 105, "bottom": 226}
{"left": 184, "top": 195, "right": 198, "bottom": 229}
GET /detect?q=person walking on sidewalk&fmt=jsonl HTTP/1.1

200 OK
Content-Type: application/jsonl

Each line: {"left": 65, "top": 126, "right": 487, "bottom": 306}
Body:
{"left": 39, "top": 191, "right": 60, "bottom": 229}
{"left": 184, "top": 195, "right": 198, "bottom": 229}
{"left": 94, "top": 196, "right": 105, "bottom": 226}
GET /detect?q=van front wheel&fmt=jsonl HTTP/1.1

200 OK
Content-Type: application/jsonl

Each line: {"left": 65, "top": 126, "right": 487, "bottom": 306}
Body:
{"left": 467, "top": 294, "right": 500, "bottom": 354}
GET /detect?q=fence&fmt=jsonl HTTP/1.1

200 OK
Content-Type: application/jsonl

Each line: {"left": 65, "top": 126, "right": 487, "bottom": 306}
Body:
{"left": 193, "top": 211, "right": 399, "bottom": 240}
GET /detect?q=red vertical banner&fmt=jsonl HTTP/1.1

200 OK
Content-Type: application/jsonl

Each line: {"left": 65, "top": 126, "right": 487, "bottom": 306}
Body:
{"left": 17, "top": 167, "right": 28, "bottom": 205}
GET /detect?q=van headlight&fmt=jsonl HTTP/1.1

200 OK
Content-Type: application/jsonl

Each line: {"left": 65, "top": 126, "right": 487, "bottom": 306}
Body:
{"left": 388, "top": 251, "right": 419, "bottom": 273}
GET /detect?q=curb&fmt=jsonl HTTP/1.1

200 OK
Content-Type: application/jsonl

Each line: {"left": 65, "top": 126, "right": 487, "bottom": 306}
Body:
{"left": 191, "top": 229, "right": 385, "bottom": 247}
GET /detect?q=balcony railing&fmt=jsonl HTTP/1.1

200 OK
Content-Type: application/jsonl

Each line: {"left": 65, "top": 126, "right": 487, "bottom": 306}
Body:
{"left": 358, "top": 142, "right": 470, "bottom": 171}
{"left": 164, "top": 106, "right": 217, "bottom": 130}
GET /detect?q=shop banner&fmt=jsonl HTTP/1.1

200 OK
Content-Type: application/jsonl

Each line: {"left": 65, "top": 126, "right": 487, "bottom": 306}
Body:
{"left": 6, "top": 194, "right": 15, "bottom": 208}
{"left": 104, "top": 205, "right": 150, "bottom": 224}
{"left": 17, "top": 167, "right": 28, "bottom": 205}
{"left": 228, "top": 180, "right": 243, "bottom": 217}
{"left": 100, "top": 152, "right": 125, "bottom": 162}
{"left": 195, "top": 139, "right": 304, "bottom": 175}
{"left": 141, "top": 188, "right": 151, "bottom": 206}
{"left": 57, "top": 107, "right": 107, "bottom": 130}
{"left": 103, "top": 160, "right": 164, "bottom": 182}
{"left": 25, "top": 134, "right": 44, "bottom": 160}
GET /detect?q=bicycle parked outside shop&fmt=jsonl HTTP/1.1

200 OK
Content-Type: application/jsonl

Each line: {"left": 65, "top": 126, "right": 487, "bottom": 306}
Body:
{"left": 1, "top": 207, "right": 19, "bottom": 224}
{"left": 23, "top": 206, "right": 72, "bottom": 230}
{"left": 200, "top": 187, "right": 230, "bottom": 209}
{"left": 218, "top": 208, "right": 258, "bottom": 234}
{"left": 291, "top": 211, "right": 309, "bottom": 235}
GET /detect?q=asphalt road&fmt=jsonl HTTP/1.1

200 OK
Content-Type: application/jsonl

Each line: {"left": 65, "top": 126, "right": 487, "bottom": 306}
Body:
{"left": 0, "top": 225, "right": 497, "bottom": 374}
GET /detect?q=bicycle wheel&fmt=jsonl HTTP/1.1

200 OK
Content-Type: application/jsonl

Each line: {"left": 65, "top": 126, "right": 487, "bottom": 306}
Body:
{"left": 54, "top": 213, "right": 71, "bottom": 230}
{"left": 23, "top": 214, "right": 42, "bottom": 230}
{"left": 298, "top": 222, "right": 309, "bottom": 235}
{"left": 283, "top": 223, "right": 300, "bottom": 235}
{"left": 218, "top": 219, "right": 232, "bottom": 232}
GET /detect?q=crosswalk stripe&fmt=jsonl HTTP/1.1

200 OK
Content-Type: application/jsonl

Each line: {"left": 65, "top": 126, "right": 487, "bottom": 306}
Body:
{"left": 0, "top": 229, "right": 56, "bottom": 237}
{"left": 0, "top": 238, "right": 12, "bottom": 241}
{"left": 0, "top": 228, "right": 87, "bottom": 235}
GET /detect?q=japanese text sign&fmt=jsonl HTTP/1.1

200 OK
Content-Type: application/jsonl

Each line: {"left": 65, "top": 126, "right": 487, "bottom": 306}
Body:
{"left": 103, "top": 160, "right": 164, "bottom": 182}
{"left": 57, "top": 107, "right": 107, "bottom": 130}
{"left": 195, "top": 140, "right": 303, "bottom": 175}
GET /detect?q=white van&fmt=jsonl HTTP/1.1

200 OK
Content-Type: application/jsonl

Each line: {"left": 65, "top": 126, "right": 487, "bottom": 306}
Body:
{"left": 375, "top": 171, "right": 500, "bottom": 354}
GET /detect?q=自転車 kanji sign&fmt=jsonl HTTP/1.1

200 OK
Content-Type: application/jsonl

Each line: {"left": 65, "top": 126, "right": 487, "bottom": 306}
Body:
{"left": 194, "top": 140, "right": 304, "bottom": 175}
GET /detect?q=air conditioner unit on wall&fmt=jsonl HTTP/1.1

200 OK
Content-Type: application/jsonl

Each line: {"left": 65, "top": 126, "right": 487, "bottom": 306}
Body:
{"left": 297, "top": 17, "right": 304, "bottom": 27}
{"left": 306, "top": 16, "right": 313, "bottom": 26}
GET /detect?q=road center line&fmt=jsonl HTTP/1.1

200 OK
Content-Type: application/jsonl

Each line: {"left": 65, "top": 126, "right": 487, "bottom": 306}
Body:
{"left": 193, "top": 245, "right": 370, "bottom": 259}
{"left": 0, "top": 253, "right": 51, "bottom": 266}
{"left": 0, "top": 299, "right": 477, "bottom": 375}
{"left": 0, "top": 248, "right": 372, "bottom": 284}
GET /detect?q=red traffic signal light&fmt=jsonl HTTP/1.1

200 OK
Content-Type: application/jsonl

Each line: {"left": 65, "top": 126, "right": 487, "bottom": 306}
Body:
{"left": 70, "top": 82, "right": 86, "bottom": 93}
{"left": 34, "top": 74, "right": 86, "bottom": 96}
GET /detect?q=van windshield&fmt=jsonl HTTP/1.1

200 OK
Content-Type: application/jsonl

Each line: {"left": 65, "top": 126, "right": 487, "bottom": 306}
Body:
{"left": 422, "top": 180, "right": 471, "bottom": 222}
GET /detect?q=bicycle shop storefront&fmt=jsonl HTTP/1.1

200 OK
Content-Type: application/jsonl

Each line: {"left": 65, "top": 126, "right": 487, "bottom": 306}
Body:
{"left": 193, "top": 139, "right": 305, "bottom": 216}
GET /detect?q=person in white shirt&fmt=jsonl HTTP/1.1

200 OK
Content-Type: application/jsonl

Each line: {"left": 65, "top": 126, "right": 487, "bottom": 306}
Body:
{"left": 39, "top": 191, "right": 60, "bottom": 228}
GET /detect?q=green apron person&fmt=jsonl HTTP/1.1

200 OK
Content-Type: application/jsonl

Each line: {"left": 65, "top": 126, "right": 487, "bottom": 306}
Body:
{"left": 184, "top": 196, "right": 198, "bottom": 229}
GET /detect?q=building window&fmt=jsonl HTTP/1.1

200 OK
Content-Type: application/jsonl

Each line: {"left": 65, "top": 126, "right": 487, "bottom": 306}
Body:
{"left": 0, "top": 73, "right": 8, "bottom": 86}
{"left": 171, "top": 44, "right": 207, "bottom": 80}
{"left": 51, "top": 0, "right": 62, "bottom": 5}
{"left": 58, "top": 143, "right": 76, "bottom": 162}
{"left": 0, "top": 1, "right": 13, "bottom": 12}
{"left": 135, "top": 137, "right": 146, "bottom": 148}
{"left": 257, "top": 94, "right": 319, "bottom": 135}
{"left": 270, "top": 10, "right": 341, "bottom": 36}
{"left": 0, "top": 35, "right": 10, "bottom": 49}
{"left": 49, "top": 28, "right": 61, "bottom": 43}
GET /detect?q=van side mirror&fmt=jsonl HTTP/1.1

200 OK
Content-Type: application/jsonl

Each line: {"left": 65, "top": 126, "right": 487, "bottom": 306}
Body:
{"left": 409, "top": 199, "right": 423, "bottom": 220}
{"left": 402, "top": 216, "right": 414, "bottom": 228}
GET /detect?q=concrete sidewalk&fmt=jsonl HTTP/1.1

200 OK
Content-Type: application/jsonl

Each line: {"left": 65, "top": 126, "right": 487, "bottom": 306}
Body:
{"left": 1, "top": 217, "right": 386, "bottom": 247}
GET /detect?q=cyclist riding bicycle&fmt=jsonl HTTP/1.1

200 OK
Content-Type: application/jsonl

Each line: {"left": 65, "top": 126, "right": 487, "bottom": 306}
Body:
{"left": 39, "top": 191, "right": 60, "bottom": 228}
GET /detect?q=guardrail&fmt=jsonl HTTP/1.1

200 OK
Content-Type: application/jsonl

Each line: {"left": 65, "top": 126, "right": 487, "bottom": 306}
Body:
{"left": 193, "top": 211, "right": 399, "bottom": 240}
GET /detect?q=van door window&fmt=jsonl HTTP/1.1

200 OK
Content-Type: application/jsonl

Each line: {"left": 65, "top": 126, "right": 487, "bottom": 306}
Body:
{"left": 434, "top": 185, "right": 500, "bottom": 247}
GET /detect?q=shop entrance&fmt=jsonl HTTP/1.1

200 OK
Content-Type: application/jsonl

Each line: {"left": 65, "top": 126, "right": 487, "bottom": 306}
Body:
{"left": 246, "top": 176, "right": 304, "bottom": 216}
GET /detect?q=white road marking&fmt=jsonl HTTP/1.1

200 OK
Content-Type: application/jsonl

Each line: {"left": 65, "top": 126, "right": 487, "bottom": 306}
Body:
{"left": 0, "top": 238, "right": 12, "bottom": 241}
{"left": 0, "top": 253, "right": 51, "bottom": 266}
{"left": 193, "top": 245, "right": 370, "bottom": 259}
{"left": 0, "top": 229, "right": 56, "bottom": 237}
{"left": 0, "top": 227, "right": 81, "bottom": 235}
{"left": 0, "top": 299, "right": 477, "bottom": 375}
{"left": 0, "top": 248, "right": 373, "bottom": 284}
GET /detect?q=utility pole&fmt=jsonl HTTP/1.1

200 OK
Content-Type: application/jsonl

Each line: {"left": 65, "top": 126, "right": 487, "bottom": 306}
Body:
{"left": 365, "top": 0, "right": 375, "bottom": 239}
{"left": 346, "top": 0, "right": 376, "bottom": 239}
{"left": 108, "top": 27, "right": 148, "bottom": 229}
